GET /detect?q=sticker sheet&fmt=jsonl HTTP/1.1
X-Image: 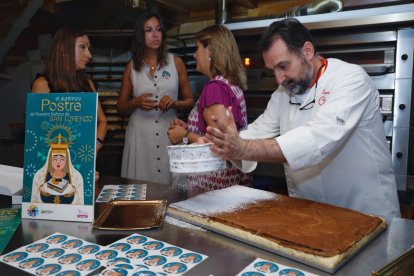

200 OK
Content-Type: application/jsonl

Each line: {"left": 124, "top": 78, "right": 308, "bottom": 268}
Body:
{"left": 101, "top": 233, "right": 208, "bottom": 275}
{"left": 0, "top": 233, "right": 107, "bottom": 275}
{"left": 237, "top": 258, "right": 320, "bottom": 276}
{"left": 96, "top": 184, "right": 147, "bottom": 203}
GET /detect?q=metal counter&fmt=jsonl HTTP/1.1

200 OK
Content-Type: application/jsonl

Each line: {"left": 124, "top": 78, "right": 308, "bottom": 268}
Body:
{"left": 1, "top": 176, "right": 414, "bottom": 275}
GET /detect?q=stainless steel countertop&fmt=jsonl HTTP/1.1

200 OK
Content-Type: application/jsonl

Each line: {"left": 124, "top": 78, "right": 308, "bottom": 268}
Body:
{"left": 1, "top": 176, "right": 414, "bottom": 275}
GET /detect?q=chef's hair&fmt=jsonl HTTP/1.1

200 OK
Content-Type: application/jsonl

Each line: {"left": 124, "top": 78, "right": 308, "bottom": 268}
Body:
{"left": 258, "top": 18, "right": 316, "bottom": 57}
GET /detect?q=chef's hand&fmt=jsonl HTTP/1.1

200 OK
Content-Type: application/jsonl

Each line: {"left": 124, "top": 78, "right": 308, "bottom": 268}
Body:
{"left": 205, "top": 106, "right": 245, "bottom": 160}
{"left": 167, "top": 124, "right": 187, "bottom": 145}
{"left": 135, "top": 93, "right": 158, "bottom": 111}
{"left": 159, "top": 95, "right": 175, "bottom": 112}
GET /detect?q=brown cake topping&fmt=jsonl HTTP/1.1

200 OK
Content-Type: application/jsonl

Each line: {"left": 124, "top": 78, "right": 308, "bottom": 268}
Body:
{"left": 208, "top": 195, "right": 382, "bottom": 257}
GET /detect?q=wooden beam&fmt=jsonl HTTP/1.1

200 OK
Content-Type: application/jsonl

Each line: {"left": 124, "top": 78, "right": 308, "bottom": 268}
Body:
{"left": 154, "top": 0, "right": 189, "bottom": 14}
{"left": 231, "top": 0, "right": 258, "bottom": 9}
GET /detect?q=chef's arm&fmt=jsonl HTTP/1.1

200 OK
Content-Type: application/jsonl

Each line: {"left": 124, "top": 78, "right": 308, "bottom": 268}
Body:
{"left": 206, "top": 116, "right": 286, "bottom": 164}
{"left": 229, "top": 138, "right": 286, "bottom": 173}
{"left": 237, "top": 138, "right": 287, "bottom": 163}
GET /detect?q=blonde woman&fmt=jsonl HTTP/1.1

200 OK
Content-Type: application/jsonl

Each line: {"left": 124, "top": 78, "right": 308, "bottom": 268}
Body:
{"left": 168, "top": 25, "right": 252, "bottom": 193}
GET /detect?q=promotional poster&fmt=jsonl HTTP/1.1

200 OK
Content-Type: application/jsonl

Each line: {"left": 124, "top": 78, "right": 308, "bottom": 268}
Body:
{"left": 21, "top": 93, "right": 97, "bottom": 222}
{"left": 0, "top": 208, "right": 21, "bottom": 254}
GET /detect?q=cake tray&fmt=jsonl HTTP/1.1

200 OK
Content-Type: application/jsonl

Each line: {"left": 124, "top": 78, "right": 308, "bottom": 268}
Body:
{"left": 167, "top": 207, "right": 387, "bottom": 273}
{"left": 372, "top": 244, "right": 414, "bottom": 275}
{"left": 93, "top": 200, "right": 167, "bottom": 230}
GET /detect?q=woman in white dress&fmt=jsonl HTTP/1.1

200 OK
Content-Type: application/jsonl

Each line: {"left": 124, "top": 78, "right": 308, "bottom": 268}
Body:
{"left": 117, "top": 11, "right": 194, "bottom": 184}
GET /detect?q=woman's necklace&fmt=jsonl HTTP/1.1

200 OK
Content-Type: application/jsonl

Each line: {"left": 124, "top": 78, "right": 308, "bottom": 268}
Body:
{"left": 144, "top": 59, "right": 158, "bottom": 71}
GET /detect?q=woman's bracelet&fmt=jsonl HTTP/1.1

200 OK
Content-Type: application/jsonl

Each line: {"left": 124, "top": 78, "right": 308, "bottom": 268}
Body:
{"left": 96, "top": 138, "right": 104, "bottom": 148}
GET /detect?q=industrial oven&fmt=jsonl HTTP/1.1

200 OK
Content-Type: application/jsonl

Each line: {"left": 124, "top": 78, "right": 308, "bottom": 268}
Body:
{"left": 224, "top": 3, "right": 414, "bottom": 191}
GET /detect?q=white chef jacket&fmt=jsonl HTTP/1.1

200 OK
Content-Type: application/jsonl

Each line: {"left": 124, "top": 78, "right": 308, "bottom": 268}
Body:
{"left": 238, "top": 58, "right": 400, "bottom": 218}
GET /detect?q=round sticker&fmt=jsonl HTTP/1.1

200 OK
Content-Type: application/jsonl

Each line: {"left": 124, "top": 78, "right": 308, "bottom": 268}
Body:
{"left": 254, "top": 261, "right": 279, "bottom": 273}
{"left": 126, "top": 235, "right": 147, "bottom": 244}
{"left": 101, "top": 267, "right": 128, "bottom": 276}
{"left": 241, "top": 272, "right": 265, "bottom": 276}
{"left": 42, "top": 248, "right": 65, "bottom": 258}
{"left": 125, "top": 249, "right": 148, "bottom": 259}
{"left": 160, "top": 247, "right": 182, "bottom": 257}
{"left": 77, "top": 244, "right": 100, "bottom": 254}
{"left": 76, "top": 259, "right": 101, "bottom": 271}
{"left": 61, "top": 239, "right": 83, "bottom": 249}
{"left": 95, "top": 249, "right": 118, "bottom": 260}
{"left": 26, "top": 243, "right": 49, "bottom": 253}
{"left": 35, "top": 263, "right": 62, "bottom": 275}
{"left": 115, "top": 263, "right": 134, "bottom": 270}
{"left": 58, "top": 253, "right": 82, "bottom": 264}
{"left": 162, "top": 262, "right": 188, "bottom": 274}
{"left": 142, "top": 241, "right": 164, "bottom": 250}
{"left": 279, "top": 268, "right": 305, "bottom": 276}
{"left": 143, "top": 255, "right": 167, "bottom": 266}
{"left": 109, "top": 243, "right": 132, "bottom": 252}
{"left": 55, "top": 270, "right": 81, "bottom": 276}
{"left": 132, "top": 271, "right": 156, "bottom": 276}
{"left": 107, "top": 257, "right": 131, "bottom": 267}
{"left": 3, "top": 252, "right": 28, "bottom": 262}
{"left": 179, "top": 253, "right": 203, "bottom": 264}
{"left": 18, "top": 257, "right": 44, "bottom": 269}
{"left": 46, "top": 234, "right": 67, "bottom": 244}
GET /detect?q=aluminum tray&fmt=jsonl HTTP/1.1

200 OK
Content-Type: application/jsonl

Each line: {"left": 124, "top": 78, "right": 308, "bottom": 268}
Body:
{"left": 93, "top": 200, "right": 167, "bottom": 230}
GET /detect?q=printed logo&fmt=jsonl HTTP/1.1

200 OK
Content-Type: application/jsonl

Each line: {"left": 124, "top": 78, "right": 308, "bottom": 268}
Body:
{"left": 77, "top": 210, "right": 88, "bottom": 218}
{"left": 41, "top": 210, "right": 53, "bottom": 214}
{"left": 162, "top": 71, "right": 171, "bottom": 79}
{"left": 27, "top": 205, "right": 39, "bottom": 217}
{"left": 318, "top": 89, "right": 330, "bottom": 106}
{"left": 318, "top": 96, "right": 326, "bottom": 105}
{"left": 336, "top": 116, "right": 345, "bottom": 125}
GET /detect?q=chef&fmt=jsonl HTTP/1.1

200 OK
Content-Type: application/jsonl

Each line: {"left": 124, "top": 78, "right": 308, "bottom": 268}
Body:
{"left": 205, "top": 18, "right": 400, "bottom": 218}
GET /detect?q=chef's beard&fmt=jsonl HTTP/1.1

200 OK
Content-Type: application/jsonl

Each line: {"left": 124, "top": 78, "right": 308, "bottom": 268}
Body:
{"left": 282, "top": 58, "right": 313, "bottom": 95}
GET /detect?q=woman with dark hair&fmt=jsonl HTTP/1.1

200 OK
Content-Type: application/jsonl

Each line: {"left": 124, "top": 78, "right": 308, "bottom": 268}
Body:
{"left": 167, "top": 25, "right": 252, "bottom": 193}
{"left": 117, "top": 12, "right": 194, "bottom": 184}
{"left": 31, "top": 26, "right": 107, "bottom": 153}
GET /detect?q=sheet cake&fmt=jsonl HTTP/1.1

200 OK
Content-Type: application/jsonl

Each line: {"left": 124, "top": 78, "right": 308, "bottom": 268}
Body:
{"left": 167, "top": 185, "right": 386, "bottom": 273}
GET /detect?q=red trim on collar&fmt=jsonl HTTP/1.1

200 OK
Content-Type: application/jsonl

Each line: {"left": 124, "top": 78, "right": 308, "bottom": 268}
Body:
{"left": 309, "top": 57, "right": 328, "bottom": 88}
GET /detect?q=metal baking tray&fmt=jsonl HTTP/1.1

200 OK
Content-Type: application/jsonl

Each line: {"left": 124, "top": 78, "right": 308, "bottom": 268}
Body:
{"left": 93, "top": 200, "right": 167, "bottom": 230}
{"left": 372, "top": 244, "right": 414, "bottom": 276}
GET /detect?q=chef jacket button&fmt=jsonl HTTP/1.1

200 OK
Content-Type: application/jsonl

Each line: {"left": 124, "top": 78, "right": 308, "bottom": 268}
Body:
{"left": 156, "top": 133, "right": 159, "bottom": 136}
{"left": 155, "top": 120, "right": 158, "bottom": 123}
{"left": 155, "top": 75, "right": 157, "bottom": 78}
{"left": 155, "top": 96, "right": 158, "bottom": 98}
{"left": 157, "top": 157, "right": 160, "bottom": 160}
{"left": 154, "top": 84, "right": 157, "bottom": 87}
{"left": 158, "top": 170, "right": 161, "bottom": 172}
{"left": 156, "top": 145, "right": 159, "bottom": 148}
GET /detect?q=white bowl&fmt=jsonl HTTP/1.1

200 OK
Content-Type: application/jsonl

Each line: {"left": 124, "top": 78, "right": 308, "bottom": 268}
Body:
{"left": 167, "top": 143, "right": 226, "bottom": 173}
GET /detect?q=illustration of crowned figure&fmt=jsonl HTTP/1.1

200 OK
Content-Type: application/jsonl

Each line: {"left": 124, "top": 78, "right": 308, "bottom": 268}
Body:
{"left": 31, "top": 134, "right": 84, "bottom": 205}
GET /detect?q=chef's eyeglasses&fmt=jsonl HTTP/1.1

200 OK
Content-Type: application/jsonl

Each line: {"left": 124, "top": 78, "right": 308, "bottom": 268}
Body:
{"left": 289, "top": 90, "right": 316, "bottom": 111}
{"left": 289, "top": 63, "right": 325, "bottom": 111}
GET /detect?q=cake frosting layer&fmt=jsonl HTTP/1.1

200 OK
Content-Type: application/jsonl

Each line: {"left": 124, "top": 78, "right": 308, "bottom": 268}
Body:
{"left": 207, "top": 196, "right": 382, "bottom": 257}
